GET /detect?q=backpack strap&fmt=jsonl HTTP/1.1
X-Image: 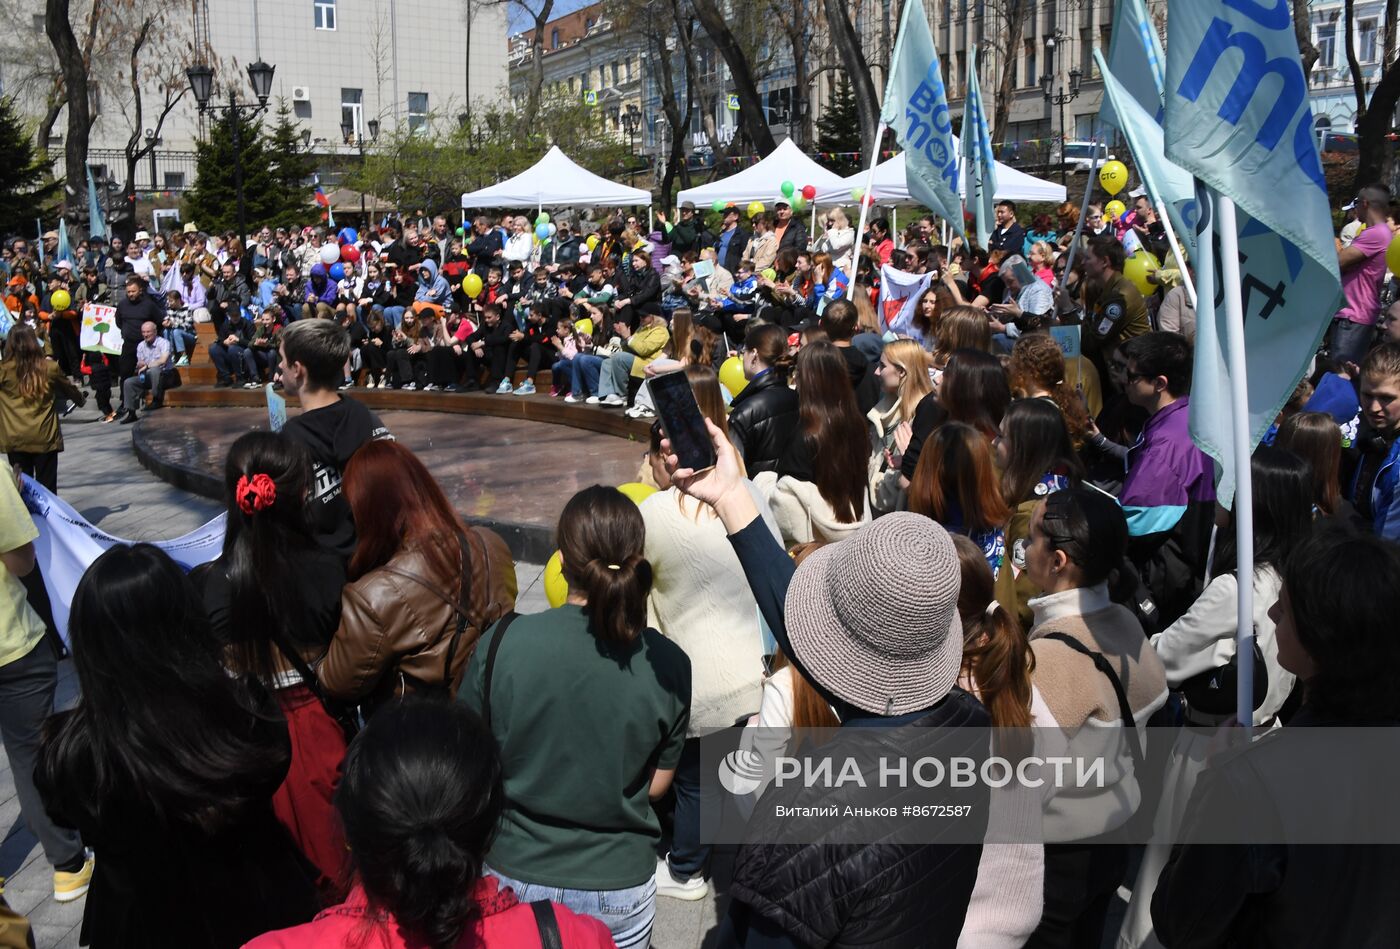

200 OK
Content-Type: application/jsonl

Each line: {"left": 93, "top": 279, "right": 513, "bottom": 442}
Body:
{"left": 380, "top": 530, "right": 478, "bottom": 689}
{"left": 530, "top": 900, "right": 563, "bottom": 949}
{"left": 1041, "top": 631, "right": 1143, "bottom": 768}
{"left": 481, "top": 610, "right": 520, "bottom": 732}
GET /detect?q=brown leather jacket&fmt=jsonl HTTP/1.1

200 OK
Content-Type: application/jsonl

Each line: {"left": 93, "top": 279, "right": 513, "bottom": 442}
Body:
{"left": 318, "top": 525, "right": 516, "bottom": 710}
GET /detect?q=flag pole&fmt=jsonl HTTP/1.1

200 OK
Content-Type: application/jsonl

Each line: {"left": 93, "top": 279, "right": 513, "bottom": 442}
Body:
{"left": 1216, "top": 194, "right": 1255, "bottom": 734}
{"left": 1061, "top": 137, "right": 1101, "bottom": 276}
{"left": 1152, "top": 198, "right": 1197, "bottom": 307}
{"left": 852, "top": 121, "right": 888, "bottom": 274}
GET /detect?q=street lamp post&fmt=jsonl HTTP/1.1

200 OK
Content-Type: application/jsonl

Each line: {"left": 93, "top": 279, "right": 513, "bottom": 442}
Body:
{"left": 341, "top": 118, "right": 381, "bottom": 225}
{"left": 620, "top": 103, "right": 641, "bottom": 184}
{"left": 1040, "top": 33, "right": 1082, "bottom": 188}
{"left": 186, "top": 59, "right": 276, "bottom": 251}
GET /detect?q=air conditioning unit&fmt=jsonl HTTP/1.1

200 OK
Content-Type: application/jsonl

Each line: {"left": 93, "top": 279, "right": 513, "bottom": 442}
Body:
{"left": 292, "top": 86, "right": 311, "bottom": 102}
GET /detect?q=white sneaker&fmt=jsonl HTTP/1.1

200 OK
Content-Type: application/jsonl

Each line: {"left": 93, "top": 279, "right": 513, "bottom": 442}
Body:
{"left": 564, "top": 394, "right": 581, "bottom": 403}
{"left": 654, "top": 858, "right": 709, "bottom": 901}
{"left": 626, "top": 405, "right": 655, "bottom": 419}
{"left": 585, "top": 395, "right": 602, "bottom": 405}
{"left": 601, "top": 393, "right": 626, "bottom": 407}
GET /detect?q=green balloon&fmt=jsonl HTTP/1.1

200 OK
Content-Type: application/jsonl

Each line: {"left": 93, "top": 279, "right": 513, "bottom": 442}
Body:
{"left": 537, "top": 212, "right": 550, "bottom": 225}
{"left": 780, "top": 180, "right": 795, "bottom": 198}
{"left": 712, "top": 199, "right": 725, "bottom": 213}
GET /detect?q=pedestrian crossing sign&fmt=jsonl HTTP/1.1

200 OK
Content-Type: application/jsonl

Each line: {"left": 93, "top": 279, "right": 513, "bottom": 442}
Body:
{"left": 584, "top": 90, "right": 598, "bottom": 105}
{"left": 726, "top": 94, "right": 740, "bottom": 111}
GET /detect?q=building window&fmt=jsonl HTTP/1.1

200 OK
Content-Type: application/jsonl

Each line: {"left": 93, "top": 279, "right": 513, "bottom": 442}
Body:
{"left": 550, "top": 28, "right": 560, "bottom": 49}
{"left": 407, "top": 92, "right": 428, "bottom": 132}
{"left": 612, "top": 62, "right": 619, "bottom": 85}
{"left": 163, "top": 172, "right": 186, "bottom": 190}
{"left": 1358, "top": 18, "right": 1378, "bottom": 63}
{"left": 1318, "top": 13, "right": 1338, "bottom": 69}
{"left": 1024, "top": 39, "right": 1037, "bottom": 88}
{"left": 315, "top": 0, "right": 336, "bottom": 30}
{"left": 341, "top": 88, "right": 363, "bottom": 138}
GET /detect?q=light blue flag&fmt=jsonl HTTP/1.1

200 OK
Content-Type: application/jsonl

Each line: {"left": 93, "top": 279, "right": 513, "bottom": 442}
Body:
{"left": 56, "top": 218, "right": 71, "bottom": 266}
{"left": 879, "top": 0, "right": 962, "bottom": 234}
{"left": 1102, "top": 0, "right": 1167, "bottom": 129}
{"left": 86, "top": 166, "right": 107, "bottom": 241}
{"left": 961, "top": 46, "right": 998, "bottom": 248}
{"left": 1165, "top": 0, "right": 1342, "bottom": 506}
{"left": 1095, "top": 49, "right": 1199, "bottom": 260}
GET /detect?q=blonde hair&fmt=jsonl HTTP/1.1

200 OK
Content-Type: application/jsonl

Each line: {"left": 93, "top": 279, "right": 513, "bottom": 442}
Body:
{"left": 881, "top": 340, "right": 934, "bottom": 422}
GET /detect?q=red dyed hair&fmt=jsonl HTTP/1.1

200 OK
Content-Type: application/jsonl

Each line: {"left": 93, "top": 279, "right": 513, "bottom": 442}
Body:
{"left": 344, "top": 440, "right": 463, "bottom": 582}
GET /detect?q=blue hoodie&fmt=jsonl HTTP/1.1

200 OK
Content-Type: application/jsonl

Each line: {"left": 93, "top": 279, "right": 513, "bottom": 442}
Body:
{"left": 414, "top": 259, "right": 452, "bottom": 307}
{"left": 308, "top": 263, "right": 338, "bottom": 306}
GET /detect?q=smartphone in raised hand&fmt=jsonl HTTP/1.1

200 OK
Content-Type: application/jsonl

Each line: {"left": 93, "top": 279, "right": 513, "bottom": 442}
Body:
{"left": 649, "top": 370, "right": 717, "bottom": 473}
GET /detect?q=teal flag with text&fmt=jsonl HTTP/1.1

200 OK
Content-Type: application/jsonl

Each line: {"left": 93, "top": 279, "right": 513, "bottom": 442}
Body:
{"left": 962, "top": 46, "right": 998, "bottom": 248}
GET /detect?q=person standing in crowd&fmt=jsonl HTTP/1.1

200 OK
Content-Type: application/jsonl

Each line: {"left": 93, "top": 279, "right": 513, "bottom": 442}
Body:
{"left": 278, "top": 319, "right": 392, "bottom": 560}
{"left": 715, "top": 206, "right": 751, "bottom": 275}
{"left": 908, "top": 421, "right": 1011, "bottom": 574}
{"left": 1152, "top": 528, "right": 1400, "bottom": 946}
{"left": 727, "top": 323, "right": 799, "bottom": 475}
{"left": 37, "top": 545, "right": 319, "bottom": 946}
{"left": 762, "top": 341, "right": 870, "bottom": 546}
{"left": 320, "top": 440, "right": 515, "bottom": 715}
{"left": 868, "top": 340, "right": 933, "bottom": 513}
{"left": 202, "top": 432, "right": 350, "bottom": 898}
{"left": 459, "top": 485, "right": 691, "bottom": 949}
{"left": 1120, "top": 446, "right": 1313, "bottom": 949}
{"left": 1118, "top": 332, "right": 1216, "bottom": 626}
{"left": 819, "top": 299, "right": 880, "bottom": 414}
{"left": 661, "top": 420, "right": 991, "bottom": 949}
{"left": 1008, "top": 333, "right": 1094, "bottom": 447}
{"left": 113, "top": 274, "right": 162, "bottom": 398}
{"left": 0, "top": 324, "right": 85, "bottom": 489}
{"left": 0, "top": 468, "right": 92, "bottom": 904}
{"left": 994, "top": 398, "right": 1084, "bottom": 624}
{"left": 246, "top": 699, "right": 616, "bottom": 949}
{"left": 1081, "top": 237, "right": 1151, "bottom": 366}
{"left": 116, "top": 320, "right": 173, "bottom": 423}
{"left": 988, "top": 200, "right": 1027, "bottom": 254}
{"left": 1275, "top": 410, "right": 1354, "bottom": 524}
{"left": 744, "top": 214, "right": 779, "bottom": 273}
{"left": 1019, "top": 487, "right": 1167, "bottom": 949}
{"left": 772, "top": 199, "right": 808, "bottom": 254}
{"left": 1348, "top": 341, "right": 1400, "bottom": 539}
{"left": 1329, "top": 184, "right": 1392, "bottom": 367}
{"left": 814, "top": 207, "right": 856, "bottom": 274}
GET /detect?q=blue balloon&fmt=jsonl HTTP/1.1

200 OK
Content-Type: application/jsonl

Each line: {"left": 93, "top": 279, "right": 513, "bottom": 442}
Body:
{"left": 338, "top": 227, "right": 358, "bottom": 245}
{"left": 329, "top": 262, "right": 346, "bottom": 281}
{"left": 536, "top": 223, "right": 551, "bottom": 240}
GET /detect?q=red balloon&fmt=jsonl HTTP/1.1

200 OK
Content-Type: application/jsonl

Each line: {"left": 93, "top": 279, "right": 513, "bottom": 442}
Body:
{"left": 341, "top": 244, "right": 361, "bottom": 264}
{"left": 801, "top": 184, "right": 816, "bottom": 200}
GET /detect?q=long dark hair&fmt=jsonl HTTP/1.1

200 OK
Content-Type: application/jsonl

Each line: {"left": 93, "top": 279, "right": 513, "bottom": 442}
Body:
{"left": 221, "top": 432, "right": 327, "bottom": 682}
{"left": 7, "top": 324, "right": 49, "bottom": 402}
{"left": 1274, "top": 411, "right": 1342, "bottom": 517}
{"left": 338, "top": 698, "right": 504, "bottom": 949}
{"left": 1213, "top": 445, "right": 1314, "bottom": 576}
{"left": 345, "top": 441, "right": 464, "bottom": 584}
{"left": 39, "top": 545, "right": 286, "bottom": 831}
{"left": 953, "top": 535, "right": 1033, "bottom": 729}
{"left": 557, "top": 485, "right": 653, "bottom": 645}
{"left": 999, "top": 398, "right": 1084, "bottom": 504}
{"left": 908, "top": 422, "right": 1011, "bottom": 532}
{"left": 1282, "top": 527, "right": 1400, "bottom": 721}
{"left": 794, "top": 341, "right": 868, "bottom": 523}
{"left": 942, "top": 348, "right": 1011, "bottom": 439}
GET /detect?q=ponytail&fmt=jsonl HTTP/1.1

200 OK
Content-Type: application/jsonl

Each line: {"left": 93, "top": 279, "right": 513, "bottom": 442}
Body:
{"left": 952, "top": 536, "right": 1034, "bottom": 732}
{"left": 557, "top": 486, "right": 653, "bottom": 645}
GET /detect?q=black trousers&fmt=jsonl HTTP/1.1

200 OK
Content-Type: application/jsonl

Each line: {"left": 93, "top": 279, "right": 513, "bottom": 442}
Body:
{"left": 7, "top": 451, "right": 56, "bottom": 492}
{"left": 50, "top": 319, "right": 81, "bottom": 378}
{"left": 387, "top": 350, "right": 430, "bottom": 388}
{"left": 510, "top": 339, "right": 552, "bottom": 377}
{"left": 697, "top": 309, "right": 753, "bottom": 348}
{"left": 359, "top": 342, "right": 389, "bottom": 379}
{"left": 83, "top": 352, "right": 113, "bottom": 416}
{"left": 464, "top": 342, "right": 510, "bottom": 389}
{"left": 1025, "top": 838, "right": 1130, "bottom": 949}
{"left": 116, "top": 346, "right": 139, "bottom": 400}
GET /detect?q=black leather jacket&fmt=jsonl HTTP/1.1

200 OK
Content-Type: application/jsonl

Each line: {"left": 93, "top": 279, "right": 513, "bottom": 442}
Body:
{"left": 727, "top": 370, "right": 799, "bottom": 475}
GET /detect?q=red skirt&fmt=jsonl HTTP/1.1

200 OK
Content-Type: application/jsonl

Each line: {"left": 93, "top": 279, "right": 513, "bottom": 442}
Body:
{"left": 272, "top": 684, "right": 350, "bottom": 902}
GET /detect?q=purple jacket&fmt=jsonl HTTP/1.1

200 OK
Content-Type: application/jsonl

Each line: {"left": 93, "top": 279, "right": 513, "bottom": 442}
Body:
{"left": 307, "top": 264, "right": 338, "bottom": 306}
{"left": 1120, "top": 397, "right": 1215, "bottom": 537}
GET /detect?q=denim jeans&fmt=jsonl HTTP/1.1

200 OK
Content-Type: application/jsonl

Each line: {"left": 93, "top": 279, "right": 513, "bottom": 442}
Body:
{"left": 163, "top": 328, "right": 197, "bottom": 355}
{"left": 209, "top": 343, "right": 249, "bottom": 381}
{"left": 601, "top": 351, "right": 637, "bottom": 398}
{"left": 382, "top": 305, "right": 406, "bottom": 330}
{"left": 572, "top": 353, "right": 604, "bottom": 396}
{"left": 552, "top": 357, "right": 575, "bottom": 392}
{"left": 1329, "top": 318, "right": 1375, "bottom": 367}
{"left": 487, "top": 866, "right": 656, "bottom": 949}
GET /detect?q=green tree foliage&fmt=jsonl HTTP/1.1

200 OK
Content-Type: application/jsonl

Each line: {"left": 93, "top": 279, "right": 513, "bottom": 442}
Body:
{"left": 264, "top": 99, "right": 318, "bottom": 229}
{"left": 0, "top": 97, "right": 60, "bottom": 235}
{"left": 815, "top": 77, "right": 862, "bottom": 176}
{"left": 346, "top": 94, "right": 637, "bottom": 214}
{"left": 185, "top": 109, "right": 309, "bottom": 234}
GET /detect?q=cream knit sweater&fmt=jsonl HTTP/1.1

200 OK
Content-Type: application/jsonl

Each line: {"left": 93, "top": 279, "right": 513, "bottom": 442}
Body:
{"left": 641, "top": 483, "right": 781, "bottom": 737}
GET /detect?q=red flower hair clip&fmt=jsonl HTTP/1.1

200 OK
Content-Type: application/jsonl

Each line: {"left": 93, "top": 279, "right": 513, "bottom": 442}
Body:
{"left": 236, "top": 473, "right": 277, "bottom": 515}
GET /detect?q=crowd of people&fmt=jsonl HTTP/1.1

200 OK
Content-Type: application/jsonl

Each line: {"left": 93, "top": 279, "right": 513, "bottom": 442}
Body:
{"left": 0, "top": 176, "right": 1394, "bottom": 949}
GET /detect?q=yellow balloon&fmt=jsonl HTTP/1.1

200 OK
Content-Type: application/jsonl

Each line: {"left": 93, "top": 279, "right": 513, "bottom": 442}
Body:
{"left": 574, "top": 317, "right": 594, "bottom": 337}
{"left": 1388, "top": 233, "right": 1400, "bottom": 279}
{"left": 747, "top": 201, "right": 765, "bottom": 218}
{"left": 718, "top": 354, "right": 748, "bottom": 398}
{"left": 616, "top": 482, "right": 657, "bottom": 505}
{"left": 586, "top": 235, "right": 599, "bottom": 251}
{"left": 1123, "top": 251, "right": 1161, "bottom": 297}
{"left": 49, "top": 289, "right": 71, "bottom": 311}
{"left": 461, "top": 273, "right": 483, "bottom": 298}
{"left": 544, "top": 550, "right": 569, "bottom": 608}
{"left": 1099, "top": 160, "right": 1129, "bottom": 196}
{"left": 1104, "top": 200, "right": 1127, "bottom": 222}
{"left": 761, "top": 268, "right": 778, "bottom": 281}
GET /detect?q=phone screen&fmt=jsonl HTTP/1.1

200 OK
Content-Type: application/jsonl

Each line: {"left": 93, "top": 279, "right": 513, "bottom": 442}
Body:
{"left": 649, "top": 370, "right": 717, "bottom": 473}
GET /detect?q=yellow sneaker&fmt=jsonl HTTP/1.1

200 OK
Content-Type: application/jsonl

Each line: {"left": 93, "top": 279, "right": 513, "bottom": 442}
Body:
{"left": 53, "top": 857, "right": 93, "bottom": 903}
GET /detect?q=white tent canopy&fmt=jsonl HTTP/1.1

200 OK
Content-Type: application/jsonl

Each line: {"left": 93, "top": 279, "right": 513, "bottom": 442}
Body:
{"left": 459, "top": 145, "right": 651, "bottom": 210}
{"left": 676, "top": 138, "right": 848, "bottom": 207}
{"left": 817, "top": 145, "right": 1067, "bottom": 207}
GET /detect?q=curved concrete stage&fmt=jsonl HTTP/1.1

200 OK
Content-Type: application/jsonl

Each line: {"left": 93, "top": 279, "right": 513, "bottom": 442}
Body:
{"left": 133, "top": 406, "right": 650, "bottom": 561}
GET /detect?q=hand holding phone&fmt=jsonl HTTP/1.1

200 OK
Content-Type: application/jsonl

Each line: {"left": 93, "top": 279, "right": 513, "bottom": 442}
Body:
{"left": 650, "top": 370, "right": 717, "bottom": 473}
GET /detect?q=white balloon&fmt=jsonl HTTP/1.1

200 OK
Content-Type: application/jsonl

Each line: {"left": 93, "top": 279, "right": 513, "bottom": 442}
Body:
{"left": 547, "top": 223, "right": 558, "bottom": 236}
{"left": 319, "top": 244, "right": 340, "bottom": 265}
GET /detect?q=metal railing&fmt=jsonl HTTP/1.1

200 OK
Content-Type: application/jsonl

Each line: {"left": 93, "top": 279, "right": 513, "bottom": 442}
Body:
{"left": 86, "top": 149, "right": 199, "bottom": 193}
